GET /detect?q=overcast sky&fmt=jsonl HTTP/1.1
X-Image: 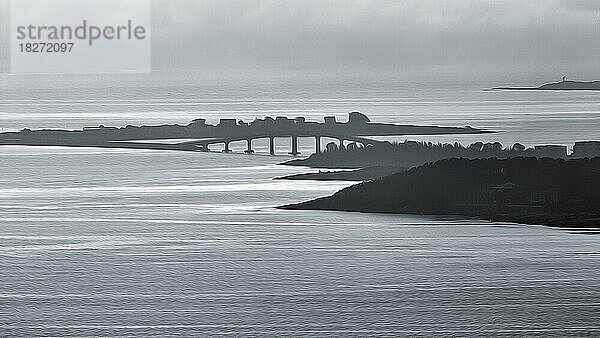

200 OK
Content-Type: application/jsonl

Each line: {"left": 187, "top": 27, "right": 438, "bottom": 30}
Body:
{"left": 2, "top": 0, "right": 600, "bottom": 79}
{"left": 151, "top": 0, "right": 600, "bottom": 76}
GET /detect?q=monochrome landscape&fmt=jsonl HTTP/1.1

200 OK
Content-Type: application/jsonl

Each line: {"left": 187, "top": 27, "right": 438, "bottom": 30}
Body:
{"left": 2, "top": 0, "right": 600, "bottom": 336}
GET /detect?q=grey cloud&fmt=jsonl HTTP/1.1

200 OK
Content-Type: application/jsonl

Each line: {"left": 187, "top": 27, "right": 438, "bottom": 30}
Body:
{"left": 108, "top": 0, "right": 600, "bottom": 73}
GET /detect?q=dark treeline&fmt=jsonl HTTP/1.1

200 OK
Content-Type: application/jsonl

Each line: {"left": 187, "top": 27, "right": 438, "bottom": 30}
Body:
{"left": 283, "top": 157, "right": 600, "bottom": 228}
{"left": 287, "top": 140, "right": 537, "bottom": 169}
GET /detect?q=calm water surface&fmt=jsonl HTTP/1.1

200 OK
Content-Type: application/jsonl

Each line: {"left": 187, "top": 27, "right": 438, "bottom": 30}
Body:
{"left": 0, "top": 148, "right": 598, "bottom": 337}
{"left": 0, "top": 73, "right": 599, "bottom": 336}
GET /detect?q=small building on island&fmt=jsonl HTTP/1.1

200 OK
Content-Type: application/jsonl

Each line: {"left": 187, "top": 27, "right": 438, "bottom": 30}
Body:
{"left": 218, "top": 118, "right": 237, "bottom": 129}
{"left": 348, "top": 112, "right": 371, "bottom": 125}
{"left": 324, "top": 116, "right": 337, "bottom": 125}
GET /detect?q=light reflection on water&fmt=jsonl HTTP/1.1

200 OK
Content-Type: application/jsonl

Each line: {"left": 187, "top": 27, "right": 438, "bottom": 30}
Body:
{"left": 0, "top": 147, "right": 599, "bottom": 337}
{"left": 1, "top": 76, "right": 600, "bottom": 336}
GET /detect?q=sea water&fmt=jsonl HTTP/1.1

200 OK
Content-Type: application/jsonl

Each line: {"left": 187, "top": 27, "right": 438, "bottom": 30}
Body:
{"left": 0, "top": 71, "right": 599, "bottom": 336}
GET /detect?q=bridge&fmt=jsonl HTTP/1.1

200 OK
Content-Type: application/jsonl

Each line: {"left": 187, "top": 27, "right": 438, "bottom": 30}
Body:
{"left": 177, "top": 134, "right": 385, "bottom": 155}
{"left": 0, "top": 112, "right": 493, "bottom": 155}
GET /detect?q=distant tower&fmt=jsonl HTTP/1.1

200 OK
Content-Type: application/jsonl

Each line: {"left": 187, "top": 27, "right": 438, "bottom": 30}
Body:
{"left": 563, "top": 76, "right": 566, "bottom": 82}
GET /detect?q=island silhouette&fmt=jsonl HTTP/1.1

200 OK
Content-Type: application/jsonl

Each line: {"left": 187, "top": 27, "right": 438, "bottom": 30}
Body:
{"left": 283, "top": 140, "right": 600, "bottom": 170}
{"left": 492, "top": 78, "right": 600, "bottom": 91}
{"left": 0, "top": 112, "right": 491, "bottom": 154}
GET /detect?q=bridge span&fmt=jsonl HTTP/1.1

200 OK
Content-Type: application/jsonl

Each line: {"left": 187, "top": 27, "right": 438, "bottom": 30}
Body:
{"left": 179, "top": 134, "right": 385, "bottom": 155}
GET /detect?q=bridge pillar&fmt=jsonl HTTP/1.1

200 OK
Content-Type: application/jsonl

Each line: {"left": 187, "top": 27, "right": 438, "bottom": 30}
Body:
{"left": 315, "top": 136, "right": 321, "bottom": 153}
{"left": 289, "top": 136, "right": 301, "bottom": 156}
{"left": 269, "top": 137, "right": 276, "bottom": 155}
{"left": 338, "top": 138, "right": 345, "bottom": 150}
{"left": 244, "top": 139, "right": 254, "bottom": 154}
{"left": 222, "top": 141, "right": 232, "bottom": 153}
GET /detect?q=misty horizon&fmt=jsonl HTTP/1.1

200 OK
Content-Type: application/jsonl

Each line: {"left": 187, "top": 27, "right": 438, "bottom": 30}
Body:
{"left": 2, "top": 1, "right": 600, "bottom": 336}
{"left": 2, "top": 0, "right": 600, "bottom": 79}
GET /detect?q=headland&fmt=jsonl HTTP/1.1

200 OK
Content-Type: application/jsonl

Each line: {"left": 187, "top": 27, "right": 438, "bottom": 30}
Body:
{"left": 281, "top": 157, "right": 600, "bottom": 229}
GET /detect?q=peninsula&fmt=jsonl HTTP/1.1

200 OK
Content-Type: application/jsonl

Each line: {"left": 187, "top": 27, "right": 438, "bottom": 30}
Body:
{"left": 492, "top": 79, "right": 600, "bottom": 91}
{"left": 281, "top": 157, "right": 600, "bottom": 229}
{"left": 275, "top": 165, "right": 405, "bottom": 182}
